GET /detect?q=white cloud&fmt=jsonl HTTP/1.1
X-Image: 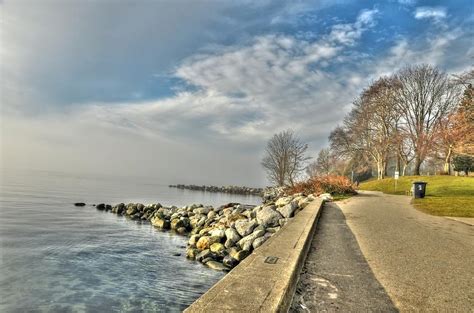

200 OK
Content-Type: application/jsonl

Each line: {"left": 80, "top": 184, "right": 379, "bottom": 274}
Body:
{"left": 414, "top": 7, "right": 447, "bottom": 21}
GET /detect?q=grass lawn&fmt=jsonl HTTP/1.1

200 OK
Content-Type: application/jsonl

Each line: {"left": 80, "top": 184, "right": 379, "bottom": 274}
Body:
{"left": 359, "top": 176, "right": 474, "bottom": 217}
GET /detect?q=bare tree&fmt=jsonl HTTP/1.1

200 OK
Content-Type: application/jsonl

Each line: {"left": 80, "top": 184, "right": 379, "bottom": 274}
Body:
{"left": 261, "top": 130, "right": 310, "bottom": 186}
{"left": 395, "top": 64, "right": 461, "bottom": 175}
{"left": 306, "top": 148, "right": 334, "bottom": 177}
{"left": 329, "top": 77, "right": 399, "bottom": 179}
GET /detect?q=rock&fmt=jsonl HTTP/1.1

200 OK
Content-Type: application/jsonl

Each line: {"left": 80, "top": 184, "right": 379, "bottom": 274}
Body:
{"left": 74, "top": 202, "right": 86, "bottom": 207}
{"left": 170, "top": 219, "right": 184, "bottom": 230}
{"left": 266, "top": 226, "right": 281, "bottom": 233}
{"left": 225, "top": 228, "right": 241, "bottom": 244}
{"left": 151, "top": 217, "right": 170, "bottom": 229}
{"left": 252, "top": 234, "right": 271, "bottom": 249}
{"left": 319, "top": 193, "right": 333, "bottom": 201}
{"left": 126, "top": 205, "right": 137, "bottom": 215}
{"left": 223, "top": 255, "right": 239, "bottom": 268}
{"left": 196, "top": 236, "right": 220, "bottom": 250}
{"left": 234, "top": 219, "right": 257, "bottom": 237}
{"left": 209, "top": 228, "right": 225, "bottom": 239}
{"left": 228, "top": 247, "right": 241, "bottom": 258}
{"left": 176, "top": 227, "right": 187, "bottom": 234}
{"left": 96, "top": 203, "right": 105, "bottom": 210}
{"left": 206, "top": 261, "right": 229, "bottom": 271}
{"left": 210, "top": 243, "right": 225, "bottom": 254}
{"left": 298, "top": 198, "right": 312, "bottom": 209}
{"left": 275, "top": 196, "right": 292, "bottom": 207}
{"left": 186, "top": 248, "right": 199, "bottom": 260}
{"left": 276, "top": 201, "right": 298, "bottom": 218}
{"left": 279, "top": 218, "right": 288, "bottom": 227}
{"left": 238, "top": 229, "right": 265, "bottom": 251}
{"left": 256, "top": 205, "right": 283, "bottom": 227}
{"left": 207, "top": 211, "right": 216, "bottom": 219}
{"left": 234, "top": 250, "right": 250, "bottom": 262}
{"left": 188, "top": 234, "right": 200, "bottom": 247}
{"left": 173, "top": 253, "right": 181, "bottom": 257}
{"left": 105, "top": 204, "right": 112, "bottom": 211}
{"left": 195, "top": 207, "right": 211, "bottom": 215}
{"left": 116, "top": 203, "right": 125, "bottom": 214}
{"left": 195, "top": 249, "right": 212, "bottom": 262}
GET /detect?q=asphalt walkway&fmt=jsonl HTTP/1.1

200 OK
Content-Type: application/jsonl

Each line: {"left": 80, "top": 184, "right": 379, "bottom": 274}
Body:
{"left": 290, "top": 202, "right": 397, "bottom": 312}
{"left": 337, "top": 191, "right": 474, "bottom": 311}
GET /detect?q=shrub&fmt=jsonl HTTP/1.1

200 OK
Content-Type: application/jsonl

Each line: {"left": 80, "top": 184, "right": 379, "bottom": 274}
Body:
{"left": 287, "top": 175, "right": 356, "bottom": 196}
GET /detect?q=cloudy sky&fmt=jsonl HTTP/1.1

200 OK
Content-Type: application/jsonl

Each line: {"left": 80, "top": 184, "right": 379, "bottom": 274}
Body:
{"left": 1, "top": 0, "right": 472, "bottom": 186}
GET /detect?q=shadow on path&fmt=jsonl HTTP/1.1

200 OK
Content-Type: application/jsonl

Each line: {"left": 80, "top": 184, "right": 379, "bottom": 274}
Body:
{"left": 290, "top": 202, "right": 397, "bottom": 312}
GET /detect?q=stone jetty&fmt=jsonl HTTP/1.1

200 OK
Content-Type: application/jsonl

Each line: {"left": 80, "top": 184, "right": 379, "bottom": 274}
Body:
{"left": 90, "top": 191, "right": 316, "bottom": 271}
{"left": 169, "top": 184, "right": 263, "bottom": 196}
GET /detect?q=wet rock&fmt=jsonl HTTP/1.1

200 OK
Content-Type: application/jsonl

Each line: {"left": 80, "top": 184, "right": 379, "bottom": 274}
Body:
{"left": 186, "top": 248, "right": 199, "bottom": 260}
{"left": 234, "top": 219, "right": 257, "bottom": 237}
{"left": 74, "top": 202, "right": 86, "bottom": 207}
{"left": 188, "top": 234, "right": 201, "bottom": 247}
{"left": 233, "top": 250, "right": 250, "bottom": 262}
{"left": 96, "top": 203, "right": 105, "bottom": 210}
{"left": 195, "top": 249, "right": 212, "bottom": 262}
{"left": 176, "top": 227, "right": 187, "bottom": 234}
{"left": 170, "top": 219, "right": 184, "bottom": 230}
{"left": 151, "top": 217, "right": 170, "bottom": 229}
{"left": 256, "top": 205, "right": 283, "bottom": 227}
{"left": 223, "top": 255, "right": 239, "bottom": 268}
{"left": 206, "top": 261, "right": 229, "bottom": 271}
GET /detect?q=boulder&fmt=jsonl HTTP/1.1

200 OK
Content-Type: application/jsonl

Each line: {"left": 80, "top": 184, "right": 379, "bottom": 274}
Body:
{"left": 238, "top": 229, "right": 265, "bottom": 251}
{"left": 234, "top": 219, "right": 257, "bottom": 237}
{"left": 209, "top": 228, "right": 226, "bottom": 239}
{"left": 151, "top": 217, "right": 170, "bottom": 229}
{"left": 206, "top": 261, "right": 229, "bottom": 271}
{"left": 196, "top": 236, "right": 220, "bottom": 251}
{"left": 96, "top": 203, "right": 105, "bottom": 210}
{"left": 210, "top": 243, "right": 225, "bottom": 254}
{"left": 225, "top": 228, "right": 241, "bottom": 244}
{"left": 233, "top": 250, "right": 250, "bottom": 262}
{"left": 223, "top": 255, "right": 239, "bottom": 268}
{"left": 74, "top": 202, "right": 86, "bottom": 207}
{"left": 252, "top": 233, "right": 272, "bottom": 249}
{"left": 170, "top": 219, "right": 184, "bottom": 230}
{"left": 186, "top": 248, "right": 199, "bottom": 260}
{"left": 275, "top": 196, "right": 292, "bottom": 207}
{"left": 195, "top": 249, "right": 212, "bottom": 262}
{"left": 188, "top": 234, "right": 200, "bottom": 247}
{"left": 276, "top": 201, "right": 298, "bottom": 218}
{"left": 176, "top": 227, "right": 187, "bottom": 234}
{"left": 256, "top": 205, "right": 283, "bottom": 227}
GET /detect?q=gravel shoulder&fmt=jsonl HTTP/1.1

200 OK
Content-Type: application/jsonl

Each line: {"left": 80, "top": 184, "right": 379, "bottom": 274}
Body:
{"left": 290, "top": 202, "right": 397, "bottom": 312}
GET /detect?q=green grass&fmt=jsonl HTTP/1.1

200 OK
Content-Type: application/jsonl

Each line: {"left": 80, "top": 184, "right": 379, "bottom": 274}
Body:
{"left": 359, "top": 176, "right": 474, "bottom": 217}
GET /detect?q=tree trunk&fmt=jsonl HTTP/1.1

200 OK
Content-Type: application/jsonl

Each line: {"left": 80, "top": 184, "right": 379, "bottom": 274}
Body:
{"left": 414, "top": 155, "right": 422, "bottom": 175}
{"left": 443, "top": 146, "right": 452, "bottom": 175}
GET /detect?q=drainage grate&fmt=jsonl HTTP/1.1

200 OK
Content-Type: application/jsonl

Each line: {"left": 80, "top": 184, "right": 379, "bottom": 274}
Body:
{"left": 264, "top": 256, "right": 279, "bottom": 264}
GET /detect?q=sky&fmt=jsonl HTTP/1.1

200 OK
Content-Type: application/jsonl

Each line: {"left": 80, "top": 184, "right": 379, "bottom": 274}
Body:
{"left": 1, "top": 0, "right": 473, "bottom": 186}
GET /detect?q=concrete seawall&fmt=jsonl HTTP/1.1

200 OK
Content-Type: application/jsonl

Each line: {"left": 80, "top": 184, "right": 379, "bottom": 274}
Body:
{"left": 185, "top": 198, "right": 324, "bottom": 313}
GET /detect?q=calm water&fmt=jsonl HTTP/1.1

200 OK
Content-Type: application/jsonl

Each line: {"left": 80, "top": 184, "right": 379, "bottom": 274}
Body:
{"left": 0, "top": 169, "right": 261, "bottom": 312}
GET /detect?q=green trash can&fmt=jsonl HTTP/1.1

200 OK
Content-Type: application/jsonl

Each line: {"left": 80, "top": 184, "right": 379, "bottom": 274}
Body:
{"left": 413, "top": 182, "right": 427, "bottom": 198}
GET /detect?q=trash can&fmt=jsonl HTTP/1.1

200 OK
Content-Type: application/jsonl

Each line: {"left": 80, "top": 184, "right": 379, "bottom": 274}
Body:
{"left": 413, "top": 182, "right": 427, "bottom": 198}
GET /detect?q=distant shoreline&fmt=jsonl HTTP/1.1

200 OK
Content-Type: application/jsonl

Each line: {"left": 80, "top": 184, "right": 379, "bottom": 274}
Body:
{"left": 169, "top": 184, "right": 263, "bottom": 196}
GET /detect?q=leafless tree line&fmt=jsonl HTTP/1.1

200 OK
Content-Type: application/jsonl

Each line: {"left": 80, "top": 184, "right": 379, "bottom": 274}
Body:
{"left": 317, "top": 64, "right": 473, "bottom": 179}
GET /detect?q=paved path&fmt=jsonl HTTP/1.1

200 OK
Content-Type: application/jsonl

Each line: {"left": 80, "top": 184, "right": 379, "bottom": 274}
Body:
{"left": 337, "top": 191, "right": 474, "bottom": 311}
{"left": 290, "top": 202, "right": 397, "bottom": 312}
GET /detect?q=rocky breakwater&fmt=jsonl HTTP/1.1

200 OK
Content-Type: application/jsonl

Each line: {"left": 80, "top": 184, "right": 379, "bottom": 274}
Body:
{"left": 93, "top": 193, "right": 315, "bottom": 272}
{"left": 169, "top": 184, "right": 263, "bottom": 196}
